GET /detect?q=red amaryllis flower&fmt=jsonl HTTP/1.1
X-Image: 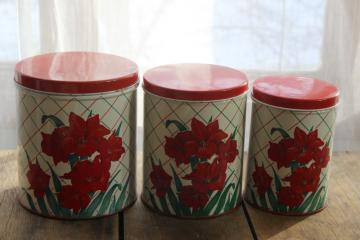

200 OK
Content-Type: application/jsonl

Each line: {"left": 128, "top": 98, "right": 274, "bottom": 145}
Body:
{"left": 278, "top": 187, "right": 304, "bottom": 208}
{"left": 41, "top": 127, "right": 76, "bottom": 165}
{"left": 62, "top": 155, "right": 111, "bottom": 193}
{"left": 183, "top": 160, "right": 227, "bottom": 193}
{"left": 191, "top": 118, "right": 227, "bottom": 159}
{"left": 164, "top": 131, "right": 197, "bottom": 166}
{"left": 26, "top": 161, "right": 50, "bottom": 198}
{"left": 150, "top": 164, "right": 172, "bottom": 198}
{"left": 178, "top": 186, "right": 209, "bottom": 209}
{"left": 283, "top": 165, "right": 321, "bottom": 194}
{"left": 314, "top": 146, "right": 330, "bottom": 169}
{"left": 268, "top": 138, "right": 298, "bottom": 168}
{"left": 252, "top": 165, "right": 272, "bottom": 196}
{"left": 217, "top": 138, "right": 239, "bottom": 163}
{"left": 293, "top": 127, "right": 324, "bottom": 164}
{"left": 57, "top": 185, "right": 91, "bottom": 212}
{"left": 98, "top": 133, "right": 125, "bottom": 162}
{"left": 69, "top": 113, "right": 110, "bottom": 157}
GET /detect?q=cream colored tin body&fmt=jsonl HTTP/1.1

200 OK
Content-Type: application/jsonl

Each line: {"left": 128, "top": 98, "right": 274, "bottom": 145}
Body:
{"left": 142, "top": 91, "right": 247, "bottom": 218}
{"left": 17, "top": 85, "right": 137, "bottom": 219}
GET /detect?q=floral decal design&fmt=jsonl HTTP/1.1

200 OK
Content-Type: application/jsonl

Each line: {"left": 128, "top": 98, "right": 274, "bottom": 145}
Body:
{"left": 249, "top": 127, "right": 331, "bottom": 214}
{"left": 146, "top": 117, "right": 241, "bottom": 217}
{"left": 23, "top": 112, "right": 130, "bottom": 217}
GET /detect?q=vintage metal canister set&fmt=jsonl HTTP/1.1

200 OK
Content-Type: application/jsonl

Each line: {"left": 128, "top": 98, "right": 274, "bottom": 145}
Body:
{"left": 14, "top": 52, "right": 339, "bottom": 220}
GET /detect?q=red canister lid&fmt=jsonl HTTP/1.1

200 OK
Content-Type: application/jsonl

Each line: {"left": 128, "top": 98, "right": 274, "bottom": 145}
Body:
{"left": 15, "top": 52, "right": 138, "bottom": 94}
{"left": 143, "top": 64, "right": 248, "bottom": 101}
{"left": 252, "top": 76, "right": 339, "bottom": 109}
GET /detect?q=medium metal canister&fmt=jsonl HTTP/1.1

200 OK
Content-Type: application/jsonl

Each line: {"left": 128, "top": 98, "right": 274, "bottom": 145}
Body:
{"left": 142, "top": 64, "right": 248, "bottom": 218}
{"left": 245, "top": 76, "right": 339, "bottom": 215}
{"left": 15, "top": 52, "right": 138, "bottom": 219}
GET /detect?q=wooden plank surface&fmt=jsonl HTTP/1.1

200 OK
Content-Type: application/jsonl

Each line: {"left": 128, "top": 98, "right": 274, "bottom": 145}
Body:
{"left": 124, "top": 155, "right": 252, "bottom": 240}
{"left": 0, "top": 151, "right": 119, "bottom": 240}
{"left": 0, "top": 150, "right": 252, "bottom": 240}
{"left": 247, "top": 152, "right": 360, "bottom": 240}
{"left": 1, "top": 150, "right": 359, "bottom": 239}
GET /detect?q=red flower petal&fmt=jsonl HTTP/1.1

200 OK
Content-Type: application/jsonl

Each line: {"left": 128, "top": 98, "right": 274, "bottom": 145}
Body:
{"left": 178, "top": 185, "right": 209, "bottom": 209}
{"left": 294, "top": 127, "right": 307, "bottom": 147}
{"left": 210, "top": 130, "right": 228, "bottom": 142}
{"left": 206, "top": 120, "right": 219, "bottom": 135}
{"left": 283, "top": 166, "right": 321, "bottom": 194}
{"left": 69, "top": 112, "right": 86, "bottom": 139}
{"left": 57, "top": 185, "right": 91, "bottom": 212}
{"left": 191, "top": 118, "right": 207, "bottom": 140}
{"left": 26, "top": 161, "right": 50, "bottom": 198}
{"left": 62, "top": 155, "right": 111, "bottom": 193}
{"left": 164, "top": 131, "right": 196, "bottom": 166}
{"left": 183, "top": 161, "right": 227, "bottom": 193}
{"left": 314, "top": 146, "right": 330, "bottom": 168}
{"left": 218, "top": 138, "right": 239, "bottom": 163}
{"left": 98, "top": 133, "right": 125, "bottom": 162}
{"left": 150, "top": 164, "right": 172, "bottom": 198}
{"left": 252, "top": 165, "right": 272, "bottom": 196}
{"left": 40, "top": 133, "right": 53, "bottom": 156}
{"left": 278, "top": 186, "right": 304, "bottom": 208}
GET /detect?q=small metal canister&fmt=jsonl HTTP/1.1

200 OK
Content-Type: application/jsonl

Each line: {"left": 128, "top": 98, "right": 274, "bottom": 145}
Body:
{"left": 142, "top": 64, "right": 248, "bottom": 218}
{"left": 245, "top": 76, "right": 339, "bottom": 215}
{"left": 15, "top": 52, "right": 138, "bottom": 219}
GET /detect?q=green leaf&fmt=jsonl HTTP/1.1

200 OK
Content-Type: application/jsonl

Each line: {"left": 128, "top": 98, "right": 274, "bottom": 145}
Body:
{"left": 45, "top": 162, "right": 62, "bottom": 192}
{"left": 110, "top": 196, "right": 117, "bottom": 213}
{"left": 308, "top": 187, "right": 325, "bottom": 212}
{"left": 37, "top": 197, "right": 49, "bottom": 216}
{"left": 88, "top": 110, "right": 93, "bottom": 118}
{"left": 208, "top": 116, "right": 213, "bottom": 123}
{"left": 231, "top": 126, "right": 238, "bottom": 139}
{"left": 290, "top": 160, "right": 302, "bottom": 171}
{"left": 170, "top": 165, "right": 183, "bottom": 192}
{"left": 60, "top": 206, "right": 72, "bottom": 217}
{"left": 45, "top": 189, "right": 61, "bottom": 216}
{"left": 166, "top": 188, "right": 182, "bottom": 215}
{"left": 225, "top": 169, "right": 235, "bottom": 185}
{"left": 270, "top": 128, "right": 290, "bottom": 139}
{"left": 165, "top": 120, "right": 187, "bottom": 132}
{"left": 68, "top": 154, "right": 79, "bottom": 168}
{"left": 259, "top": 196, "right": 268, "bottom": 209}
{"left": 189, "top": 156, "right": 199, "bottom": 170}
{"left": 272, "top": 167, "right": 282, "bottom": 193}
{"left": 214, "top": 183, "right": 235, "bottom": 215}
{"left": 266, "top": 188, "right": 278, "bottom": 212}
{"left": 81, "top": 192, "right": 106, "bottom": 217}
{"left": 202, "top": 191, "right": 222, "bottom": 214}
{"left": 159, "top": 196, "right": 170, "bottom": 214}
{"left": 98, "top": 184, "right": 121, "bottom": 215}
{"left": 41, "top": 115, "right": 65, "bottom": 127}
{"left": 115, "top": 176, "right": 130, "bottom": 209}
{"left": 224, "top": 194, "right": 233, "bottom": 211}
{"left": 326, "top": 138, "right": 331, "bottom": 147}
{"left": 23, "top": 189, "right": 37, "bottom": 212}
{"left": 318, "top": 194, "right": 327, "bottom": 209}
{"left": 109, "top": 169, "right": 122, "bottom": 185}
{"left": 202, "top": 170, "right": 235, "bottom": 214}
{"left": 295, "top": 192, "right": 315, "bottom": 212}
{"left": 229, "top": 178, "right": 241, "bottom": 208}
{"left": 147, "top": 190, "right": 160, "bottom": 211}
{"left": 115, "top": 122, "right": 122, "bottom": 136}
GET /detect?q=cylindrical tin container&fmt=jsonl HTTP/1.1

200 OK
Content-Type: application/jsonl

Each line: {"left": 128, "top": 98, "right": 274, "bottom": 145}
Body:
{"left": 15, "top": 52, "right": 138, "bottom": 219}
{"left": 245, "top": 76, "right": 339, "bottom": 215}
{"left": 141, "top": 64, "right": 248, "bottom": 218}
